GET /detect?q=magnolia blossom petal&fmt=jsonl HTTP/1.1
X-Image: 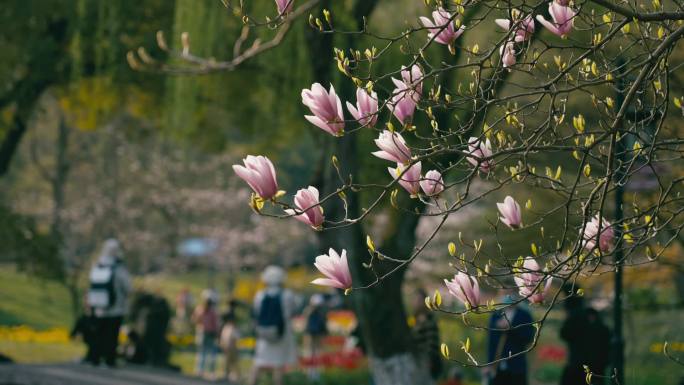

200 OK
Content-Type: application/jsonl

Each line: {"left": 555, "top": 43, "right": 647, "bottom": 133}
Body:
{"left": 500, "top": 41, "right": 517, "bottom": 68}
{"left": 232, "top": 155, "right": 279, "bottom": 199}
{"left": 495, "top": 19, "right": 511, "bottom": 30}
{"left": 466, "top": 137, "right": 494, "bottom": 172}
{"left": 388, "top": 162, "right": 422, "bottom": 196}
{"left": 274, "top": 0, "right": 294, "bottom": 14}
{"left": 421, "top": 8, "right": 464, "bottom": 46}
{"left": 286, "top": 186, "right": 324, "bottom": 229}
{"left": 515, "top": 258, "right": 552, "bottom": 304}
{"left": 536, "top": 3, "right": 575, "bottom": 37}
{"left": 346, "top": 88, "right": 378, "bottom": 127}
{"left": 311, "top": 278, "right": 346, "bottom": 289}
{"left": 312, "top": 248, "right": 352, "bottom": 289}
{"left": 444, "top": 272, "right": 481, "bottom": 308}
{"left": 373, "top": 130, "right": 411, "bottom": 164}
{"left": 581, "top": 215, "right": 614, "bottom": 253}
{"left": 420, "top": 170, "right": 445, "bottom": 196}
{"left": 497, "top": 195, "right": 522, "bottom": 229}
{"left": 302, "top": 83, "right": 345, "bottom": 136}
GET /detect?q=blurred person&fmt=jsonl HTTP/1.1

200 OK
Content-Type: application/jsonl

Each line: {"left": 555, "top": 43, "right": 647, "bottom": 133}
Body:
{"left": 411, "top": 289, "right": 443, "bottom": 385}
{"left": 560, "top": 288, "right": 611, "bottom": 385}
{"left": 192, "top": 289, "right": 220, "bottom": 379}
{"left": 219, "top": 310, "right": 241, "bottom": 384}
{"left": 121, "top": 328, "right": 147, "bottom": 364}
{"left": 303, "top": 294, "right": 328, "bottom": 382}
{"left": 247, "top": 265, "right": 297, "bottom": 385}
{"left": 70, "top": 297, "right": 97, "bottom": 364}
{"left": 86, "top": 238, "right": 132, "bottom": 367}
{"left": 128, "top": 291, "right": 174, "bottom": 367}
{"left": 173, "top": 287, "right": 194, "bottom": 335}
{"left": 483, "top": 295, "right": 534, "bottom": 385}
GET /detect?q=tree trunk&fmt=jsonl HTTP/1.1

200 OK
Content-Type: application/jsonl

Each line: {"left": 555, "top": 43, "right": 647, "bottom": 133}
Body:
{"left": 303, "top": 2, "right": 427, "bottom": 383}
{"left": 0, "top": 17, "right": 69, "bottom": 178}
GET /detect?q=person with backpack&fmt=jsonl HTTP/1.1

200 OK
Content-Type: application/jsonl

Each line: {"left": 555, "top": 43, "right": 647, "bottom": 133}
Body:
{"left": 192, "top": 289, "right": 220, "bottom": 379}
{"left": 303, "top": 294, "right": 328, "bottom": 382}
{"left": 247, "top": 265, "right": 297, "bottom": 385}
{"left": 86, "top": 238, "right": 132, "bottom": 367}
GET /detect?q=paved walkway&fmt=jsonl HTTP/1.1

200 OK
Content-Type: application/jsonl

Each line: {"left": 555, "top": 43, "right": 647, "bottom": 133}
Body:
{"left": 0, "top": 363, "right": 219, "bottom": 385}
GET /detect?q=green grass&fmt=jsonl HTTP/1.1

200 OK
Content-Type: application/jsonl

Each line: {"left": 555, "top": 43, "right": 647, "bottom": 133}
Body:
{"left": 0, "top": 265, "right": 75, "bottom": 329}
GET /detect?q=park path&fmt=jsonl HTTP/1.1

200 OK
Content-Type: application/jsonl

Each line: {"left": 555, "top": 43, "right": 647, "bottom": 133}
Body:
{"left": 0, "top": 363, "right": 221, "bottom": 385}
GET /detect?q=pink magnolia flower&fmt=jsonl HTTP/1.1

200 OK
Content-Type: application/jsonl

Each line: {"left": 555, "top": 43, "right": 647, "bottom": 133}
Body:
{"left": 346, "top": 88, "right": 379, "bottom": 127}
{"left": 419, "top": 8, "right": 466, "bottom": 46}
{"left": 555, "top": 0, "right": 570, "bottom": 5}
{"left": 372, "top": 130, "right": 412, "bottom": 164}
{"left": 536, "top": 2, "right": 576, "bottom": 38}
{"left": 495, "top": 14, "right": 535, "bottom": 42}
{"left": 285, "top": 186, "right": 324, "bottom": 229}
{"left": 312, "top": 248, "right": 352, "bottom": 290}
{"left": 420, "top": 170, "right": 445, "bottom": 196}
{"left": 388, "top": 162, "right": 422, "bottom": 197}
{"left": 514, "top": 258, "right": 553, "bottom": 304}
{"left": 500, "top": 41, "right": 517, "bottom": 68}
{"left": 401, "top": 65, "right": 424, "bottom": 96}
{"left": 444, "top": 272, "right": 481, "bottom": 308}
{"left": 232, "top": 155, "right": 279, "bottom": 200}
{"left": 302, "top": 83, "right": 345, "bottom": 136}
{"left": 466, "top": 137, "right": 494, "bottom": 172}
{"left": 581, "top": 215, "right": 614, "bottom": 253}
{"left": 388, "top": 79, "right": 418, "bottom": 125}
{"left": 274, "top": 0, "right": 294, "bottom": 15}
{"left": 497, "top": 195, "right": 522, "bottom": 229}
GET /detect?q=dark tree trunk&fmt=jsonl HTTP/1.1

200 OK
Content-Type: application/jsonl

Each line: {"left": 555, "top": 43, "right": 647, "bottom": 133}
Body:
{"left": 304, "top": 2, "right": 427, "bottom": 384}
{"left": 0, "top": 81, "right": 48, "bottom": 177}
{"left": 0, "top": 17, "right": 69, "bottom": 177}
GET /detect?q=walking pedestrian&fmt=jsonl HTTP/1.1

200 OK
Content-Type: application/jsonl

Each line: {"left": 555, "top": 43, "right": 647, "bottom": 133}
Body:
{"left": 192, "top": 289, "right": 220, "bottom": 379}
{"left": 247, "top": 266, "right": 297, "bottom": 385}
{"left": 483, "top": 295, "right": 535, "bottom": 385}
{"left": 303, "top": 294, "right": 328, "bottom": 382}
{"left": 560, "top": 287, "right": 611, "bottom": 385}
{"left": 219, "top": 310, "right": 241, "bottom": 384}
{"left": 86, "top": 238, "right": 131, "bottom": 368}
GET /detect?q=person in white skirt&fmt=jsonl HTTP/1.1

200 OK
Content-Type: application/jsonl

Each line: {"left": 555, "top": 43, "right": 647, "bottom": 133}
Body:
{"left": 247, "top": 265, "right": 297, "bottom": 385}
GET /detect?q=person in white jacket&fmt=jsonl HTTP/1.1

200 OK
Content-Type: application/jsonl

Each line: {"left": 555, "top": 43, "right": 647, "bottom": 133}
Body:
{"left": 86, "top": 238, "right": 132, "bottom": 367}
{"left": 247, "top": 266, "right": 297, "bottom": 385}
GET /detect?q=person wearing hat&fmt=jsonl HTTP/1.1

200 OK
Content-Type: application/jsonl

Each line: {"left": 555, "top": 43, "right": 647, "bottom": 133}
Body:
{"left": 86, "top": 238, "right": 132, "bottom": 367}
{"left": 247, "top": 265, "right": 297, "bottom": 385}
